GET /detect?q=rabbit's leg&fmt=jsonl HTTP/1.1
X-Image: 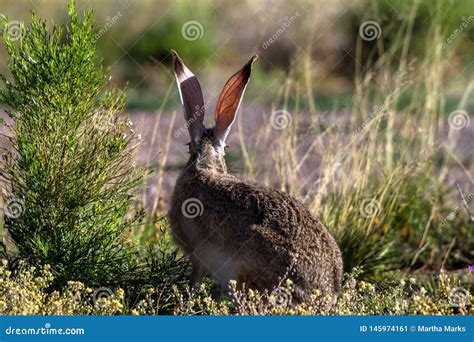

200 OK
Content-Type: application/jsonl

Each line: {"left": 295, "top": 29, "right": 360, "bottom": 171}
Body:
{"left": 189, "top": 260, "right": 206, "bottom": 289}
{"left": 211, "top": 274, "right": 237, "bottom": 301}
{"left": 214, "top": 259, "right": 241, "bottom": 298}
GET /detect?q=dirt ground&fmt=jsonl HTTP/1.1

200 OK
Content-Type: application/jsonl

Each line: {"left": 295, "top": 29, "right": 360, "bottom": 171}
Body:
{"left": 0, "top": 107, "right": 472, "bottom": 214}
{"left": 130, "top": 108, "right": 474, "bottom": 213}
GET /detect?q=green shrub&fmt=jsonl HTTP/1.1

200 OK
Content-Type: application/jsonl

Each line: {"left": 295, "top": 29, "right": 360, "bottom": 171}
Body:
{"left": 0, "top": 0, "right": 145, "bottom": 289}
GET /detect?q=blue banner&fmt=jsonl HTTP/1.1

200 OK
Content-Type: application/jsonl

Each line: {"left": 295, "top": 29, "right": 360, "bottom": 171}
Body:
{"left": 0, "top": 316, "right": 472, "bottom": 342}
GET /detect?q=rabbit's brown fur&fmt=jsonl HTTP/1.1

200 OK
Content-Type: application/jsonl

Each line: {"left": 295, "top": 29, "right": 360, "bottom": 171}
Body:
{"left": 168, "top": 51, "right": 343, "bottom": 301}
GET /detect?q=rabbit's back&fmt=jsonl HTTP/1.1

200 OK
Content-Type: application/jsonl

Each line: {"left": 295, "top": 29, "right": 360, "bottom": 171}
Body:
{"left": 169, "top": 170, "right": 343, "bottom": 297}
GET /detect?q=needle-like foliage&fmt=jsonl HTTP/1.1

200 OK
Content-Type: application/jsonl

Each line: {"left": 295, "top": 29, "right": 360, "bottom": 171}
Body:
{"left": 0, "top": 0, "right": 145, "bottom": 288}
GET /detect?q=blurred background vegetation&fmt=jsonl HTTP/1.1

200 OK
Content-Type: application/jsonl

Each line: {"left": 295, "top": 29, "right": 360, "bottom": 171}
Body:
{"left": 0, "top": 0, "right": 472, "bottom": 112}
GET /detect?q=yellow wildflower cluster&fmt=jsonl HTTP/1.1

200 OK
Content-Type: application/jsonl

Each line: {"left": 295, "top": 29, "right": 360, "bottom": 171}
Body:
{"left": 1, "top": 260, "right": 471, "bottom": 316}
{"left": 0, "top": 260, "right": 124, "bottom": 315}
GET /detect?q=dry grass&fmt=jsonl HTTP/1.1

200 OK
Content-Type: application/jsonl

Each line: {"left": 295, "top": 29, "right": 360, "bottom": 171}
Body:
{"left": 133, "top": 3, "right": 473, "bottom": 280}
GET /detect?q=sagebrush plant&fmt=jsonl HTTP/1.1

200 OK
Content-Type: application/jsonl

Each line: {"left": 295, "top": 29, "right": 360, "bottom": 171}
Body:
{"left": 0, "top": 1, "right": 191, "bottom": 301}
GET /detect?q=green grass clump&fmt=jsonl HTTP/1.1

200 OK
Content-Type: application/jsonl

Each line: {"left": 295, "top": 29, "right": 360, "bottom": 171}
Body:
{"left": 245, "top": 2, "right": 473, "bottom": 280}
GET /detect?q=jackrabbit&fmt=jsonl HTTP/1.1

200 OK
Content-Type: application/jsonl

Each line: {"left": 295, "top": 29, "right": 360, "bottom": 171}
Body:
{"left": 168, "top": 50, "right": 343, "bottom": 302}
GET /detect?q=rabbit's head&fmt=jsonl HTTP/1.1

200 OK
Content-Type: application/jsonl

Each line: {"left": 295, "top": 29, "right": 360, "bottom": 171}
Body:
{"left": 171, "top": 50, "right": 257, "bottom": 173}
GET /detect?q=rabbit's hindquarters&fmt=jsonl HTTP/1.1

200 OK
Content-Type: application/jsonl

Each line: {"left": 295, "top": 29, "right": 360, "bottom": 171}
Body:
{"left": 170, "top": 211, "right": 241, "bottom": 292}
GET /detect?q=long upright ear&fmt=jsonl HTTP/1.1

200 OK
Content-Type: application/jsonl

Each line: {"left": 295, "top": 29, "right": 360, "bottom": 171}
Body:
{"left": 171, "top": 50, "right": 205, "bottom": 143}
{"left": 214, "top": 55, "right": 257, "bottom": 146}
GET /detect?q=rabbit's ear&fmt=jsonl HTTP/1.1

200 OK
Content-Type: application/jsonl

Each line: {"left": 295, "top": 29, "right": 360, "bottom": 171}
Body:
{"left": 214, "top": 55, "right": 257, "bottom": 145}
{"left": 171, "top": 50, "right": 205, "bottom": 142}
